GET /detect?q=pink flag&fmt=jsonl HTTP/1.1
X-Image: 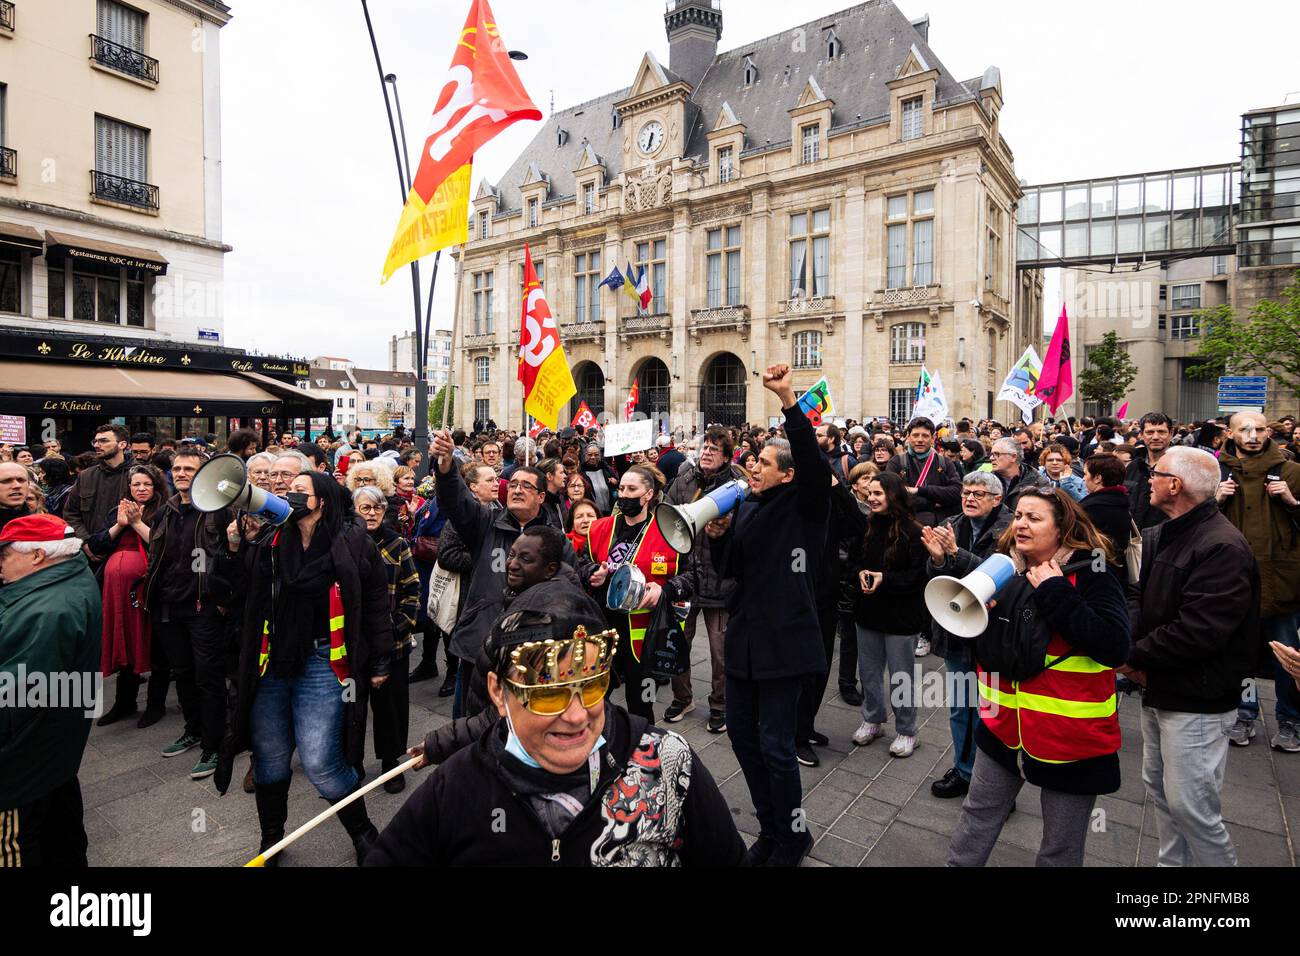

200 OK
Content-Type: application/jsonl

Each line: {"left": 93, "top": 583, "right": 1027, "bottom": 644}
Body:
{"left": 1037, "top": 305, "right": 1074, "bottom": 414}
{"left": 1116, "top": 401, "right": 1130, "bottom": 420}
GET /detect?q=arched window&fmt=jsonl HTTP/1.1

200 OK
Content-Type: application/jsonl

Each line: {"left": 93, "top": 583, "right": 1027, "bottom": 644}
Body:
{"left": 890, "top": 323, "right": 925, "bottom": 363}
{"left": 700, "top": 354, "right": 747, "bottom": 426}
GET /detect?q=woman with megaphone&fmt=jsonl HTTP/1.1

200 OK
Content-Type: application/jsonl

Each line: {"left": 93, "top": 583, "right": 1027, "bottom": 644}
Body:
{"left": 214, "top": 469, "right": 394, "bottom": 866}
{"left": 585, "top": 464, "right": 693, "bottom": 725}
{"left": 946, "top": 487, "right": 1130, "bottom": 867}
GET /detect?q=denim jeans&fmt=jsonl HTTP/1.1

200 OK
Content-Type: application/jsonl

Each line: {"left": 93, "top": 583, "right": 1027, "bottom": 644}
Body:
{"left": 251, "top": 644, "right": 357, "bottom": 802}
{"left": 855, "top": 625, "right": 918, "bottom": 736}
{"left": 944, "top": 650, "right": 978, "bottom": 780}
{"left": 1141, "top": 706, "right": 1237, "bottom": 867}
{"left": 726, "top": 674, "right": 804, "bottom": 847}
{"left": 1237, "top": 611, "right": 1300, "bottom": 724}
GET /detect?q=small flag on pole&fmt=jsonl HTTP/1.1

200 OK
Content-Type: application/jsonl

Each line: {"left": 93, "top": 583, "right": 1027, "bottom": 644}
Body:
{"left": 1037, "top": 305, "right": 1074, "bottom": 415}
{"left": 572, "top": 401, "right": 598, "bottom": 431}
{"left": 1115, "top": 400, "right": 1130, "bottom": 420}
{"left": 795, "top": 379, "right": 834, "bottom": 426}
{"left": 624, "top": 381, "right": 639, "bottom": 421}
{"left": 597, "top": 265, "right": 625, "bottom": 292}
{"left": 622, "top": 261, "right": 642, "bottom": 310}
{"left": 635, "top": 266, "right": 653, "bottom": 312}
{"left": 517, "top": 243, "right": 576, "bottom": 430}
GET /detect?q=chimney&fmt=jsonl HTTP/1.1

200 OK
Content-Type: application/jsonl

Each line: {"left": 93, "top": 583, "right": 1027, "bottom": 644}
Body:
{"left": 665, "top": 0, "right": 723, "bottom": 89}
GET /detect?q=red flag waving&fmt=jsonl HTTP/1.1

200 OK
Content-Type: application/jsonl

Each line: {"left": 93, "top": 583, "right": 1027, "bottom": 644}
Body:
{"left": 572, "top": 401, "right": 597, "bottom": 431}
{"left": 1037, "top": 305, "right": 1074, "bottom": 414}
{"left": 517, "top": 244, "right": 576, "bottom": 429}
{"left": 624, "top": 382, "right": 639, "bottom": 421}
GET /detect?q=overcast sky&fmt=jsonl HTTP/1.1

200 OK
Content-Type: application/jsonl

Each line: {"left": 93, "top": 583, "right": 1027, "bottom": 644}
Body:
{"left": 219, "top": 0, "right": 1299, "bottom": 368}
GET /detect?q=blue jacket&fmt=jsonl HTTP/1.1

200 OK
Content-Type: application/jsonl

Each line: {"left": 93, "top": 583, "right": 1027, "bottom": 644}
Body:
{"left": 1039, "top": 468, "right": 1087, "bottom": 502}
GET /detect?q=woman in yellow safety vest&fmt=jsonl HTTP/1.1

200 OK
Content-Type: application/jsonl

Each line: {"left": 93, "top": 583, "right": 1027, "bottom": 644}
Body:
{"left": 945, "top": 487, "right": 1130, "bottom": 867}
{"left": 586, "top": 465, "right": 693, "bottom": 725}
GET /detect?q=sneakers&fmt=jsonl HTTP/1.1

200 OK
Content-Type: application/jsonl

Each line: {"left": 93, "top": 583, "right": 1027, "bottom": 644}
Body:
{"left": 851, "top": 721, "right": 884, "bottom": 746}
{"left": 1272, "top": 721, "right": 1300, "bottom": 753}
{"left": 190, "top": 751, "right": 218, "bottom": 780}
{"left": 915, "top": 636, "right": 931, "bottom": 658}
{"left": 706, "top": 710, "right": 727, "bottom": 734}
{"left": 795, "top": 742, "right": 820, "bottom": 767}
{"left": 1227, "top": 718, "right": 1257, "bottom": 747}
{"left": 930, "top": 767, "right": 970, "bottom": 799}
{"left": 663, "top": 700, "right": 695, "bottom": 723}
{"left": 161, "top": 733, "right": 201, "bottom": 758}
{"left": 889, "top": 735, "right": 916, "bottom": 758}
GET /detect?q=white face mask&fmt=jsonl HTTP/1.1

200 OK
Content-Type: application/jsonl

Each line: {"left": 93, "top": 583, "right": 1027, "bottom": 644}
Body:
{"left": 503, "top": 697, "right": 605, "bottom": 770}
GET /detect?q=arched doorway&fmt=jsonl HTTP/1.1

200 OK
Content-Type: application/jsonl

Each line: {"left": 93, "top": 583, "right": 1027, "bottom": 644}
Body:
{"left": 633, "top": 358, "right": 670, "bottom": 425}
{"left": 568, "top": 361, "right": 605, "bottom": 425}
{"left": 700, "top": 352, "right": 747, "bottom": 426}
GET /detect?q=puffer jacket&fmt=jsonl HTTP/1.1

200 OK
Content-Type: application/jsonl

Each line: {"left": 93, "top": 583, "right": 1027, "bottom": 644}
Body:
{"left": 1218, "top": 438, "right": 1300, "bottom": 618}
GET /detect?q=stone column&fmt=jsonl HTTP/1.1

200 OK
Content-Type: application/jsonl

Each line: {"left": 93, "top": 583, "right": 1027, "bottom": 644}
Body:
{"left": 671, "top": 205, "right": 692, "bottom": 432}
{"left": 603, "top": 226, "right": 623, "bottom": 426}
{"left": 747, "top": 184, "right": 771, "bottom": 425}
{"left": 843, "top": 178, "right": 867, "bottom": 418}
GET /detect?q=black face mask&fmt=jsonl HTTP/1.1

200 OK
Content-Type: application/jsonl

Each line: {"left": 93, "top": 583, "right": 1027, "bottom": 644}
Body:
{"left": 285, "top": 492, "right": 313, "bottom": 521}
{"left": 616, "top": 495, "right": 646, "bottom": 517}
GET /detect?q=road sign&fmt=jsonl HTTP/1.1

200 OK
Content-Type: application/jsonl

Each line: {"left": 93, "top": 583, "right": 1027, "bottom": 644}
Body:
{"left": 1217, "top": 375, "right": 1267, "bottom": 412}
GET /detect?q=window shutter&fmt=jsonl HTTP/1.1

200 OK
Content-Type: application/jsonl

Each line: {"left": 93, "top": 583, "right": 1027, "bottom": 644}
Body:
{"left": 99, "top": 1, "right": 144, "bottom": 51}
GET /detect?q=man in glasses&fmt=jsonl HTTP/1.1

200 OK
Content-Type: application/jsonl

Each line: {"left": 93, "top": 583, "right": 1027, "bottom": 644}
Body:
{"left": 987, "top": 436, "right": 1051, "bottom": 514}
{"left": 366, "top": 574, "right": 744, "bottom": 866}
{"left": 63, "top": 424, "right": 135, "bottom": 563}
{"left": 919, "top": 471, "right": 1008, "bottom": 800}
{"left": 430, "top": 429, "right": 591, "bottom": 720}
{"left": 267, "top": 453, "right": 306, "bottom": 498}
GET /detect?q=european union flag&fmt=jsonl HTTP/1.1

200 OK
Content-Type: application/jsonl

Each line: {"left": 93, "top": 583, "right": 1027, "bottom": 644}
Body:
{"left": 597, "top": 265, "right": 625, "bottom": 291}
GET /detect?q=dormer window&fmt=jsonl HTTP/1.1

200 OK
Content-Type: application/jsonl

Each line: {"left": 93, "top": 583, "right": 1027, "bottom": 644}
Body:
{"left": 612, "top": 110, "right": 622, "bottom": 130}
{"left": 315, "top": 379, "right": 326, "bottom": 388}
{"left": 557, "top": 128, "right": 569, "bottom": 147}
{"left": 743, "top": 56, "right": 758, "bottom": 87}
{"left": 826, "top": 30, "right": 841, "bottom": 59}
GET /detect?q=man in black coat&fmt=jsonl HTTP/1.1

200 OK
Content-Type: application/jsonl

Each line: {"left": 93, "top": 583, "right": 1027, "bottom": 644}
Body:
{"left": 1122, "top": 446, "right": 1258, "bottom": 866}
{"left": 723, "top": 364, "right": 830, "bottom": 867}
{"left": 1126, "top": 412, "right": 1174, "bottom": 530}
{"left": 885, "top": 417, "right": 962, "bottom": 523}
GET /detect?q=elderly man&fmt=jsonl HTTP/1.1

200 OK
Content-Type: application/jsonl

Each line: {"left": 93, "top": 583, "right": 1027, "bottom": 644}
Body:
{"left": 919, "top": 470, "right": 1011, "bottom": 798}
{"left": 0, "top": 462, "right": 33, "bottom": 532}
{"left": 0, "top": 515, "right": 101, "bottom": 867}
{"left": 1217, "top": 410, "right": 1300, "bottom": 752}
{"left": 1124, "top": 447, "right": 1258, "bottom": 866}
{"left": 268, "top": 452, "right": 306, "bottom": 498}
{"left": 988, "top": 436, "right": 1052, "bottom": 513}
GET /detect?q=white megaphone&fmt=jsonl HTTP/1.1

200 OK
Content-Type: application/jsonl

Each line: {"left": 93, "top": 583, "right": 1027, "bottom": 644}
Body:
{"left": 190, "top": 453, "right": 293, "bottom": 525}
{"left": 654, "top": 478, "right": 749, "bottom": 554}
{"left": 924, "top": 553, "right": 1017, "bottom": 639}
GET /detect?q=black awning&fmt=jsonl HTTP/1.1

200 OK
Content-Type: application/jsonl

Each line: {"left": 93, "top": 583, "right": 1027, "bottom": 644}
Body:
{"left": 44, "top": 230, "right": 169, "bottom": 277}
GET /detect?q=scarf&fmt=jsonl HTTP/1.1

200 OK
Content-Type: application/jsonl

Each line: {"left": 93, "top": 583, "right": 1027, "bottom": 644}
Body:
{"left": 268, "top": 525, "right": 337, "bottom": 678}
{"left": 1009, "top": 543, "right": 1074, "bottom": 574}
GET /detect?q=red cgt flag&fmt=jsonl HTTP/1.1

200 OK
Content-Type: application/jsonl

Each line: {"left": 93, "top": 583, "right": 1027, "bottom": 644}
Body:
{"left": 572, "top": 401, "right": 597, "bottom": 431}
{"left": 624, "top": 381, "right": 639, "bottom": 421}
{"left": 1037, "top": 305, "right": 1074, "bottom": 414}
{"left": 517, "top": 244, "right": 576, "bottom": 429}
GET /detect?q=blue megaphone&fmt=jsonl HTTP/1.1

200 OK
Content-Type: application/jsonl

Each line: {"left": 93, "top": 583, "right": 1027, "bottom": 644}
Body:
{"left": 654, "top": 478, "right": 749, "bottom": 554}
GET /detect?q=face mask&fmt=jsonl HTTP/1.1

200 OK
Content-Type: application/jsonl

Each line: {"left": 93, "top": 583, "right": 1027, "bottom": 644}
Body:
{"left": 503, "top": 701, "right": 605, "bottom": 769}
{"left": 285, "top": 492, "right": 313, "bottom": 521}
{"left": 616, "top": 495, "right": 646, "bottom": 516}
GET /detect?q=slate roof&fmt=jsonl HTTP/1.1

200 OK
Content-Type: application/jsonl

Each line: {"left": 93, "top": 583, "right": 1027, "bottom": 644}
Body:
{"left": 490, "top": 0, "right": 982, "bottom": 214}
{"left": 308, "top": 367, "right": 353, "bottom": 391}
{"left": 352, "top": 368, "right": 419, "bottom": 386}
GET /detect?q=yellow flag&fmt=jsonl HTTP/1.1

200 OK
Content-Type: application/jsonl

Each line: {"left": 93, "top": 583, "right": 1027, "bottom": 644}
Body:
{"left": 381, "top": 164, "right": 471, "bottom": 283}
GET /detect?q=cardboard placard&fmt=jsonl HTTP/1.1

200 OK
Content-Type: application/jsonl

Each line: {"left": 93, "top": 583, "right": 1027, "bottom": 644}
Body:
{"left": 603, "top": 419, "right": 656, "bottom": 457}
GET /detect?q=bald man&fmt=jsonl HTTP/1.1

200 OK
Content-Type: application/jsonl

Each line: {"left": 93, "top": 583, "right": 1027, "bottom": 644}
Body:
{"left": 1218, "top": 411, "right": 1300, "bottom": 753}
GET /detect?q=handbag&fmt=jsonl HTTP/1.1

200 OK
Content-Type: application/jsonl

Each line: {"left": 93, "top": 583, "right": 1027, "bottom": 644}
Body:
{"left": 641, "top": 597, "right": 692, "bottom": 680}
{"left": 411, "top": 535, "right": 439, "bottom": 564}
{"left": 427, "top": 563, "right": 461, "bottom": 634}
{"left": 1123, "top": 519, "right": 1143, "bottom": 586}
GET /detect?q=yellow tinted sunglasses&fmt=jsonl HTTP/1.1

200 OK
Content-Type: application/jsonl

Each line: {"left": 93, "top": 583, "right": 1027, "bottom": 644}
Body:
{"left": 507, "top": 671, "right": 611, "bottom": 716}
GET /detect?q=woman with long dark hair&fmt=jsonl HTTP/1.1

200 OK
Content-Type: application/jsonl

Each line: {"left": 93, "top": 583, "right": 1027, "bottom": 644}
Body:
{"left": 849, "top": 471, "right": 928, "bottom": 757}
{"left": 94, "top": 464, "right": 169, "bottom": 727}
{"left": 218, "top": 469, "right": 393, "bottom": 865}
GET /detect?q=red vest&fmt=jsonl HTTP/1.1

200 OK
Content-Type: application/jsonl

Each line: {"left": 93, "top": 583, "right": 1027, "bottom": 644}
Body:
{"left": 587, "top": 513, "right": 680, "bottom": 662}
{"left": 977, "top": 576, "right": 1120, "bottom": 764}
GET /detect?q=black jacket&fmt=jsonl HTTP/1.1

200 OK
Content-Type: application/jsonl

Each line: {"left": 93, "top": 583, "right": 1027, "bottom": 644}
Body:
{"left": 1128, "top": 498, "right": 1259, "bottom": 714}
{"left": 664, "top": 461, "right": 747, "bottom": 607}
{"left": 1125, "top": 456, "right": 1169, "bottom": 531}
{"left": 850, "top": 517, "right": 928, "bottom": 635}
{"left": 976, "top": 551, "right": 1131, "bottom": 795}
{"left": 366, "top": 704, "right": 745, "bottom": 866}
{"left": 214, "top": 519, "right": 394, "bottom": 787}
{"left": 1081, "top": 487, "right": 1132, "bottom": 557}
{"left": 724, "top": 405, "right": 830, "bottom": 680}
{"left": 63, "top": 454, "right": 136, "bottom": 547}
{"left": 886, "top": 450, "right": 962, "bottom": 522}
{"left": 141, "top": 494, "right": 232, "bottom": 612}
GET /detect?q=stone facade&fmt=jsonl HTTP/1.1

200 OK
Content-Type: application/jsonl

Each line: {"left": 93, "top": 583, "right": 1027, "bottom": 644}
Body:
{"left": 450, "top": 1, "right": 1040, "bottom": 430}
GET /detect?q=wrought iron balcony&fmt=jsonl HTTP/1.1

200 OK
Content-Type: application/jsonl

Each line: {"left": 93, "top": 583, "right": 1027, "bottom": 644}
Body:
{"left": 0, "top": 147, "right": 15, "bottom": 179}
{"left": 91, "top": 170, "right": 160, "bottom": 210}
{"left": 0, "top": 2, "right": 15, "bottom": 33}
{"left": 90, "top": 34, "right": 160, "bottom": 84}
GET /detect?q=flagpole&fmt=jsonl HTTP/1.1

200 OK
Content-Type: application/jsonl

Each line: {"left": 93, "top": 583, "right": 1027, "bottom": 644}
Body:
{"left": 361, "top": 0, "right": 429, "bottom": 478}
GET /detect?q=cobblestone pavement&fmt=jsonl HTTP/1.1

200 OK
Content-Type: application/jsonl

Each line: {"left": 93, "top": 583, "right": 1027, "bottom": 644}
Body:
{"left": 82, "top": 642, "right": 1298, "bottom": 867}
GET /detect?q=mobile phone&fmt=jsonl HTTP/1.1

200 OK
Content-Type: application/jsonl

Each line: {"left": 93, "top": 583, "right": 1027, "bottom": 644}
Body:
{"left": 1267, "top": 474, "right": 1282, "bottom": 482}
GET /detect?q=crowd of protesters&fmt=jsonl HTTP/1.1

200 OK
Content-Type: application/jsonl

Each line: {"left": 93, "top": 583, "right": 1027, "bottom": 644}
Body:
{"left": 2, "top": 398, "right": 1299, "bottom": 868}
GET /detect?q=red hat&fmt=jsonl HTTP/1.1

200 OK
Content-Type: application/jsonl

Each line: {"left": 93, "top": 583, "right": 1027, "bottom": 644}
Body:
{"left": 0, "top": 514, "right": 76, "bottom": 545}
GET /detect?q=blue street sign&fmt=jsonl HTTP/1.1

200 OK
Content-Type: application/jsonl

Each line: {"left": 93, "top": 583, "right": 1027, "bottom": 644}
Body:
{"left": 1217, "top": 376, "right": 1268, "bottom": 384}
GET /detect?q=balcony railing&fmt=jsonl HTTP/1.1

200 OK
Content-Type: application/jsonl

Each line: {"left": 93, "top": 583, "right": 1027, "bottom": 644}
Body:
{"left": 622, "top": 313, "right": 671, "bottom": 334}
{"left": 559, "top": 321, "right": 605, "bottom": 342}
{"left": 90, "top": 34, "right": 160, "bottom": 84}
{"left": 690, "top": 304, "right": 750, "bottom": 328}
{"left": 780, "top": 294, "right": 835, "bottom": 315}
{"left": 463, "top": 332, "right": 497, "bottom": 349}
{"left": 91, "top": 170, "right": 159, "bottom": 210}
{"left": 1, "top": 2, "right": 15, "bottom": 33}
{"left": 872, "top": 285, "right": 938, "bottom": 308}
{"left": 0, "top": 147, "right": 15, "bottom": 179}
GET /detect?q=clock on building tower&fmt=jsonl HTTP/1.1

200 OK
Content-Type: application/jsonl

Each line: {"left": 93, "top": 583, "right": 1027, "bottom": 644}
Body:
{"left": 637, "top": 120, "right": 665, "bottom": 155}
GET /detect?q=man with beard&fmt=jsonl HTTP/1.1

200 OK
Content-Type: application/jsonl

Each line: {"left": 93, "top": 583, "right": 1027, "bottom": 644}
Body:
{"left": 63, "top": 425, "right": 134, "bottom": 563}
{"left": 1218, "top": 411, "right": 1300, "bottom": 753}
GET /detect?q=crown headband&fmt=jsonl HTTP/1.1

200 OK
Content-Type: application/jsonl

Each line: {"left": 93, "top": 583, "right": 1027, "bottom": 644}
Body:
{"left": 507, "top": 626, "right": 619, "bottom": 688}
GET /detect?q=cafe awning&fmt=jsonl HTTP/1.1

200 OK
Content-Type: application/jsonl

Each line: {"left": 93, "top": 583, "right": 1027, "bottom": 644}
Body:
{"left": 0, "top": 360, "right": 327, "bottom": 417}
{"left": 0, "top": 220, "right": 44, "bottom": 253}
{"left": 44, "top": 230, "right": 169, "bottom": 276}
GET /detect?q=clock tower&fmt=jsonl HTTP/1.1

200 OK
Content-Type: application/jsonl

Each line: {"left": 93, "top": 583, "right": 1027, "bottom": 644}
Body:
{"left": 614, "top": 52, "right": 694, "bottom": 174}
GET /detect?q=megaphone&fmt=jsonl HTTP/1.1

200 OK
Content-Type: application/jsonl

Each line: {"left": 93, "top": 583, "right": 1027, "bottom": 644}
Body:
{"left": 190, "top": 453, "right": 292, "bottom": 525}
{"left": 654, "top": 478, "right": 749, "bottom": 554}
{"left": 924, "top": 553, "right": 1017, "bottom": 639}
